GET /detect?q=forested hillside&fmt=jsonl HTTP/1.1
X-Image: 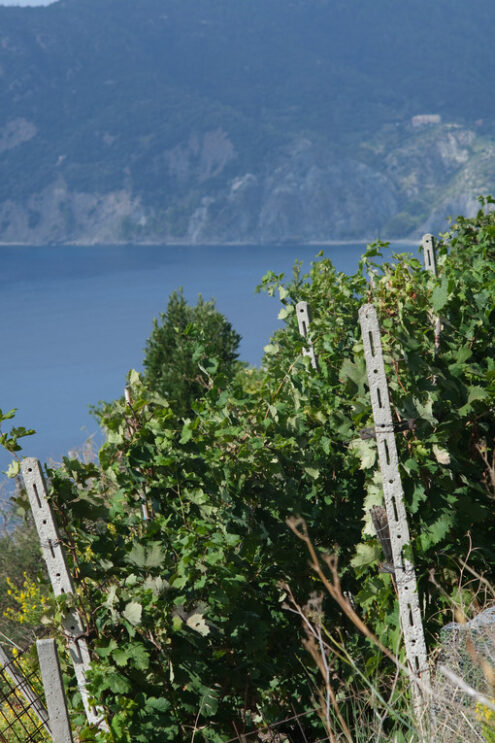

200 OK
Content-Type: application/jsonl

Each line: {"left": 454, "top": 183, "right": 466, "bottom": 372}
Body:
{"left": 1, "top": 0, "right": 495, "bottom": 242}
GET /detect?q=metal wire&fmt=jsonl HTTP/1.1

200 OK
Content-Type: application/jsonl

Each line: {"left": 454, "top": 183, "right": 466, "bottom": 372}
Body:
{"left": 0, "top": 649, "right": 47, "bottom": 742}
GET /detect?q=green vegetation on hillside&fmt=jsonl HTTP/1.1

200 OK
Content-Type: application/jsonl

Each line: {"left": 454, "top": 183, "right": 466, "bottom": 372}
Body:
{"left": 3, "top": 205, "right": 495, "bottom": 740}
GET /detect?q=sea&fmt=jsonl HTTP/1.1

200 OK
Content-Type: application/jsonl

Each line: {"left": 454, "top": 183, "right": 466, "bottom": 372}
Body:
{"left": 0, "top": 242, "right": 417, "bottom": 473}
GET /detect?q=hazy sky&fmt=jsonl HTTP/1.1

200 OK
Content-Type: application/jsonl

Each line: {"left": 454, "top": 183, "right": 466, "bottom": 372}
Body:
{"left": 0, "top": 0, "right": 58, "bottom": 5}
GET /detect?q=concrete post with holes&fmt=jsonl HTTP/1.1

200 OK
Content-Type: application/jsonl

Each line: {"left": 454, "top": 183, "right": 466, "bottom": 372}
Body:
{"left": 422, "top": 234, "right": 441, "bottom": 353}
{"left": 295, "top": 301, "right": 318, "bottom": 369}
{"left": 359, "top": 304, "right": 430, "bottom": 720}
{"left": 37, "top": 639, "right": 74, "bottom": 743}
{"left": 21, "top": 458, "right": 105, "bottom": 729}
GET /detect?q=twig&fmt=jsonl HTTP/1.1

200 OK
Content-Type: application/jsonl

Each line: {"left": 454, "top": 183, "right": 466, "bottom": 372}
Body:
{"left": 287, "top": 517, "right": 395, "bottom": 662}
{"left": 286, "top": 516, "right": 432, "bottom": 701}
{"left": 291, "top": 702, "right": 309, "bottom": 743}
{"left": 190, "top": 697, "right": 204, "bottom": 743}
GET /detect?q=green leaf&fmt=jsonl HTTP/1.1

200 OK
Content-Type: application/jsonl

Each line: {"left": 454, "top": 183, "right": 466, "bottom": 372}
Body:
{"left": 431, "top": 277, "right": 449, "bottom": 312}
{"left": 413, "top": 396, "right": 437, "bottom": 426}
{"left": 107, "top": 429, "right": 124, "bottom": 445}
{"left": 351, "top": 542, "right": 381, "bottom": 569}
{"left": 278, "top": 305, "right": 293, "bottom": 320}
{"left": 0, "top": 408, "right": 16, "bottom": 421}
{"left": 128, "top": 643, "right": 150, "bottom": 670}
{"left": 410, "top": 482, "right": 427, "bottom": 514}
{"left": 123, "top": 601, "right": 142, "bottom": 626}
{"left": 467, "top": 386, "right": 488, "bottom": 404}
{"left": 267, "top": 404, "right": 279, "bottom": 421}
{"left": 179, "top": 423, "right": 193, "bottom": 444}
{"left": 339, "top": 358, "right": 366, "bottom": 392}
{"left": 172, "top": 614, "right": 183, "bottom": 632}
{"left": 104, "top": 584, "right": 119, "bottom": 610}
{"left": 145, "top": 542, "right": 165, "bottom": 568}
{"left": 200, "top": 686, "right": 219, "bottom": 716}
{"left": 304, "top": 466, "right": 320, "bottom": 479}
{"left": 145, "top": 697, "right": 170, "bottom": 714}
{"left": 171, "top": 576, "right": 187, "bottom": 589}
{"left": 95, "top": 640, "right": 118, "bottom": 659}
{"left": 143, "top": 576, "right": 168, "bottom": 596}
{"left": 126, "top": 543, "right": 147, "bottom": 568}
{"left": 420, "top": 512, "right": 454, "bottom": 550}
{"left": 456, "top": 344, "right": 472, "bottom": 364}
{"left": 186, "top": 613, "right": 210, "bottom": 637}
{"left": 127, "top": 541, "right": 165, "bottom": 569}
{"left": 112, "top": 648, "right": 130, "bottom": 667}
{"left": 263, "top": 343, "right": 280, "bottom": 355}
{"left": 350, "top": 438, "right": 377, "bottom": 470}
{"left": 127, "top": 369, "right": 141, "bottom": 387}
{"left": 5, "top": 459, "right": 20, "bottom": 478}
{"left": 106, "top": 672, "right": 132, "bottom": 695}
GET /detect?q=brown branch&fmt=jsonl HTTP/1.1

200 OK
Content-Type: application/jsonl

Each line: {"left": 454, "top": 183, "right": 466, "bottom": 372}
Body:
{"left": 474, "top": 439, "right": 495, "bottom": 496}
{"left": 286, "top": 517, "right": 396, "bottom": 663}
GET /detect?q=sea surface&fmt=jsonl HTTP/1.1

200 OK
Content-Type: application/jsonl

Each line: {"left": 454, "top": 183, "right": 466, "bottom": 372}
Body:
{"left": 0, "top": 242, "right": 416, "bottom": 471}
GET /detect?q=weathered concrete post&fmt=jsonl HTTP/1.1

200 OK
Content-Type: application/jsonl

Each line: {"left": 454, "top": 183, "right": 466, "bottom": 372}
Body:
{"left": 359, "top": 304, "right": 430, "bottom": 720}
{"left": 37, "top": 639, "right": 74, "bottom": 743}
{"left": 21, "top": 458, "right": 105, "bottom": 730}
{"left": 296, "top": 301, "right": 318, "bottom": 369}
{"left": 422, "top": 233, "right": 441, "bottom": 354}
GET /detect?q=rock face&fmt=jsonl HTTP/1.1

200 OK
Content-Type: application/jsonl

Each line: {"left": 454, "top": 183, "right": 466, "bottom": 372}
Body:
{"left": 1, "top": 121, "right": 494, "bottom": 245}
{"left": 0, "top": 175, "right": 145, "bottom": 245}
{"left": 195, "top": 138, "right": 400, "bottom": 244}
{"left": 181, "top": 124, "right": 495, "bottom": 244}
{"left": 2, "top": 0, "right": 495, "bottom": 244}
{"left": 1, "top": 115, "right": 494, "bottom": 245}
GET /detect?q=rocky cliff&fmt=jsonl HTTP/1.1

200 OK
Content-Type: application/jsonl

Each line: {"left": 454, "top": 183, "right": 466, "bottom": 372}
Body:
{"left": 1, "top": 119, "right": 493, "bottom": 244}
{"left": 2, "top": 0, "right": 495, "bottom": 244}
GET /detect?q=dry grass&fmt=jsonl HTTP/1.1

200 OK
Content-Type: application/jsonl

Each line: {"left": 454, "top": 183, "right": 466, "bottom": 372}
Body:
{"left": 284, "top": 516, "right": 495, "bottom": 743}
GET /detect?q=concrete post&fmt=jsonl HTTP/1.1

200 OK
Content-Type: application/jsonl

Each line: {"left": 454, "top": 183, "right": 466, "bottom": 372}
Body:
{"left": 422, "top": 233, "right": 441, "bottom": 354}
{"left": 296, "top": 301, "right": 318, "bottom": 369}
{"left": 37, "top": 639, "right": 74, "bottom": 743}
{"left": 21, "top": 458, "right": 105, "bottom": 729}
{"left": 359, "top": 304, "right": 430, "bottom": 720}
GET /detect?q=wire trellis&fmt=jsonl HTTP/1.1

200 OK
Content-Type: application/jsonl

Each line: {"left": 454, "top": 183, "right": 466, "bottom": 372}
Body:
{"left": 0, "top": 648, "right": 48, "bottom": 743}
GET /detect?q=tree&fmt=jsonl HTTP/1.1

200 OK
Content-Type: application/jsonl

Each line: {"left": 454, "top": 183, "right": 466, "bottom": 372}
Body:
{"left": 142, "top": 290, "right": 241, "bottom": 417}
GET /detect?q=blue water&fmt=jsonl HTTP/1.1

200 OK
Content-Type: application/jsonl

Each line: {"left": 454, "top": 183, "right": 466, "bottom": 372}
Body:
{"left": 0, "top": 242, "right": 414, "bottom": 470}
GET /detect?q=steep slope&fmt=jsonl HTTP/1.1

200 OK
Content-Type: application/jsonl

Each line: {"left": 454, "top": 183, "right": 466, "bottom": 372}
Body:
{"left": 0, "top": 0, "right": 495, "bottom": 242}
